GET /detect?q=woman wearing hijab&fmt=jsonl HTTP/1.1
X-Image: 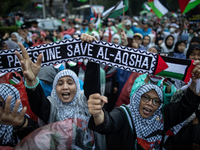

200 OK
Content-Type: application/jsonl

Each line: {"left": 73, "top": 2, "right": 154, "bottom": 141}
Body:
{"left": 0, "top": 83, "right": 38, "bottom": 147}
{"left": 190, "top": 36, "right": 200, "bottom": 45}
{"left": 88, "top": 67, "right": 200, "bottom": 149}
{"left": 32, "top": 31, "right": 46, "bottom": 46}
{"left": 160, "top": 35, "right": 175, "bottom": 55}
{"left": 141, "top": 35, "right": 151, "bottom": 51}
{"left": 148, "top": 34, "right": 156, "bottom": 48}
{"left": 173, "top": 41, "right": 187, "bottom": 59}
{"left": 31, "top": 33, "right": 38, "bottom": 45}
{"left": 11, "top": 32, "right": 24, "bottom": 44}
{"left": 186, "top": 44, "right": 200, "bottom": 61}
{"left": 14, "top": 34, "right": 106, "bottom": 149}
{"left": 163, "top": 45, "right": 200, "bottom": 150}
{"left": 91, "top": 31, "right": 100, "bottom": 40}
{"left": 111, "top": 34, "right": 121, "bottom": 45}
{"left": 2, "top": 40, "right": 19, "bottom": 50}
{"left": 155, "top": 32, "right": 164, "bottom": 47}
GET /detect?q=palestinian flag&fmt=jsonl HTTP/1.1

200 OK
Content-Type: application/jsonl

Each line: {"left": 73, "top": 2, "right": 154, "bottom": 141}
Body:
{"left": 171, "top": 12, "right": 178, "bottom": 17}
{"left": 35, "top": 3, "right": 43, "bottom": 9}
{"left": 67, "top": 61, "right": 77, "bottom": 67}
{"left": 163, "top": 78, "right": 175, "bottom": 86}
{"left": 102, "top": 0, "right": 129, "bottom": 19}
{"left": 156, "top": 56, "right": 195, "bottom": 83}
{"left": 148, "top": 0, "right": 169, "bottom": 18}
{"left": 179, "top": 0, "right": 200, "bottom": 14}
{"left": 9, "top": 77, "right": 20, "bottom": 85}
{"left": 94, "top": 13, "right": 102, "bottom": 30}
{"left": 92, "top": 8, "right": 98, "bottom": 18}
{"left": 142, "top": 2, "right": 153, "bottom": 13}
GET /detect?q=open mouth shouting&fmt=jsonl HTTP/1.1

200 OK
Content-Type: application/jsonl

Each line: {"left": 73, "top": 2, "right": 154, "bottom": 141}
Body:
{"left": 62, "top": 92, "right": 70, "bottom": 100}
{"left": 143, "top": 107, "right": 152, "bottom": 115}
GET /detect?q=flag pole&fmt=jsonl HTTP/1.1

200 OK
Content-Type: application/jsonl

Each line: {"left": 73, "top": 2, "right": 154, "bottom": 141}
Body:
{"left": 42, "top": 0, "right": 46, "bottom": 19}
{"left": 122, "top": 6, "right": 125, "bottom": 29}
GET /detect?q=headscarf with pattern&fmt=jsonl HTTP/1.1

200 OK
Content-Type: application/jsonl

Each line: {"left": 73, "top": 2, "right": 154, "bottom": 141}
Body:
{"left": 50, "top": 69, "right": 86, "bottom": 121}
{"left": 49, "top": 69, "right": 95, "bottom": 149}
{"left": 0, "top": 83, "right": 23, "bottom": 146}
{"left": 127, "top": 83, "right": 164, "bottom": 149}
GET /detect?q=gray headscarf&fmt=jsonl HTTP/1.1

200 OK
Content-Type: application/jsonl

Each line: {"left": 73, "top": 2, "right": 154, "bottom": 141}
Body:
{"left": 48, "top": 69, "right": 96, "bottom": 149}
{"left": 11, "top": 32, "right": 24, "bottom": 43}
{"left": 0, "top": 83, "right": 22, "bottom": 146}
{"left": 3, "top": 40, "right": 19, "bottom": 49}
{"left": 111, "top": 34, "right": 121, "bottom": 45}
{"left": 50, "top": 69, "right": 89, "bottom": 121}
{"left": 37, "top": 65, "right": 58, "bottom": 83}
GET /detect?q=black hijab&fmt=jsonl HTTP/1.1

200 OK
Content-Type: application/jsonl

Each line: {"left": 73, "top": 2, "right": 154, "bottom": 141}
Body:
{"left": 155, "top": 32, "right": 164, "bottom": 46}
{"left": 186, "top": 44, "right": 200, "bottom": 59}
{"left": 190, "top": 37, "right": 200, "bottom": 44}
{"left": 165, "top": 35, "right": 175, "bottom": 49}
{"left": 174, "top": 41, "right": 186, "bottom": 53}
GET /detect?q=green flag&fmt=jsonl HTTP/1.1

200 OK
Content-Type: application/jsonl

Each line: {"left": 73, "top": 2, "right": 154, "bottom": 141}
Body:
{"left": 183, "top": 0, "right": 200, "bottom": 14}
{"left": 148, "top": 0, "right": 169, "bottom": 18}
{"left": 102, "top": 0, "right": 129, "bottom": 19}
{"left": 142, "top": 2, "right": 152, "bottom": 12}
{"left": 35, "top": 3, "right": 43, "bottom": 9}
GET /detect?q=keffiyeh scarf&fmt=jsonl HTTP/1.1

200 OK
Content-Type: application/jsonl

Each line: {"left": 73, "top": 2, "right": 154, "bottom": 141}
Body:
{"left": 0, "top": 83, "right": 23, "bottom": 146}
{"left": 126, "top": 83, "right": 164, "bottom": 149}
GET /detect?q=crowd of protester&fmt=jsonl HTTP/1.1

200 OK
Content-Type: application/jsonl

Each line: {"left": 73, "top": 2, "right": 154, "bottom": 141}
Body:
{"left": 0, "top": 13, "right": 200, "bottom": 150}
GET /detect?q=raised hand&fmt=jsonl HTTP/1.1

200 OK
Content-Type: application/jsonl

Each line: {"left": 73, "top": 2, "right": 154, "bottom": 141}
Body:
{"left": 3, "top": 33, "right": 9, "bottom": 39}
{"left": 0, "top": 96, "right": 27, "bottom": 127}
{"left": 14, "top": 43, "right": 43, "bottom": 86}
{"left": 87, "top": 93, "right": 107, "bottom": 125}
{"left": 121, "top": 30, "right": 128, "bottom": 46}
{"left": 190, "top": 60, "right": 200, "bottom": 96}
{"left": 98, "top": 29, "right": 103, "bottom": 38}
{"left": 73, "top": 35, "right": 79, "bottom": 39}
{"left": 81, "top": 33, "right": 97, "bottom": 43}
{"left": 18, "top": 29, "right": 28, "bottom": 40}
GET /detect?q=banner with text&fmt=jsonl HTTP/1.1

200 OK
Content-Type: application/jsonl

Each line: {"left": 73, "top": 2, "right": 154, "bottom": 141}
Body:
{"left": 0, "top": 38, "right": 195, "bottom": 83}
{"left": 0, "top": 38, "right": 167, "bottom": 75}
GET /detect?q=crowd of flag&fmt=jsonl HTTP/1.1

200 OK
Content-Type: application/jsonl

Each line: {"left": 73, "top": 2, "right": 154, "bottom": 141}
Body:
{"left": 79, "top": 0, "right": 200, "bottom": 19}
{"left": 144, "top": 0, "right": 200, "bottom": 18}
{"left": 100, "top": 0, "right": 200, "bottom": 19}
{"left": 35, "top": 0, "right": 200, "bottom": 19}
{"left": 82, "top": 0, "right": 200, "bottom": 19}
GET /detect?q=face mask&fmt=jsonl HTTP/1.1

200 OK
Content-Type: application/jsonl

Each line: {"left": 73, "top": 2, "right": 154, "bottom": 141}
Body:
{"left": 169, "top": 28, "right": 175, "bottom": 33}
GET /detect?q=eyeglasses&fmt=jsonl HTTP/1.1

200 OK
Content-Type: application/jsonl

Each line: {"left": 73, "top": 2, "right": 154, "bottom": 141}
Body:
{"left": 141, "top": 94, "right": 161, "bottom": 106}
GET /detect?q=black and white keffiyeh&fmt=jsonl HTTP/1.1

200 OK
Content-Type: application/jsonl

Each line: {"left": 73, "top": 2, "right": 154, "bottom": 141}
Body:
{"left": 127, "top": 83, "right": 164, "bottom": 143}
{"left": 0, "top": 83, "right": 22, "bottom": 146}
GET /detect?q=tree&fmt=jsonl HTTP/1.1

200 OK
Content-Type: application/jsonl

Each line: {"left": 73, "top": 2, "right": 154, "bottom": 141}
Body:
{"left": 0, "top": 0, "right": 30, "bottom": 17}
